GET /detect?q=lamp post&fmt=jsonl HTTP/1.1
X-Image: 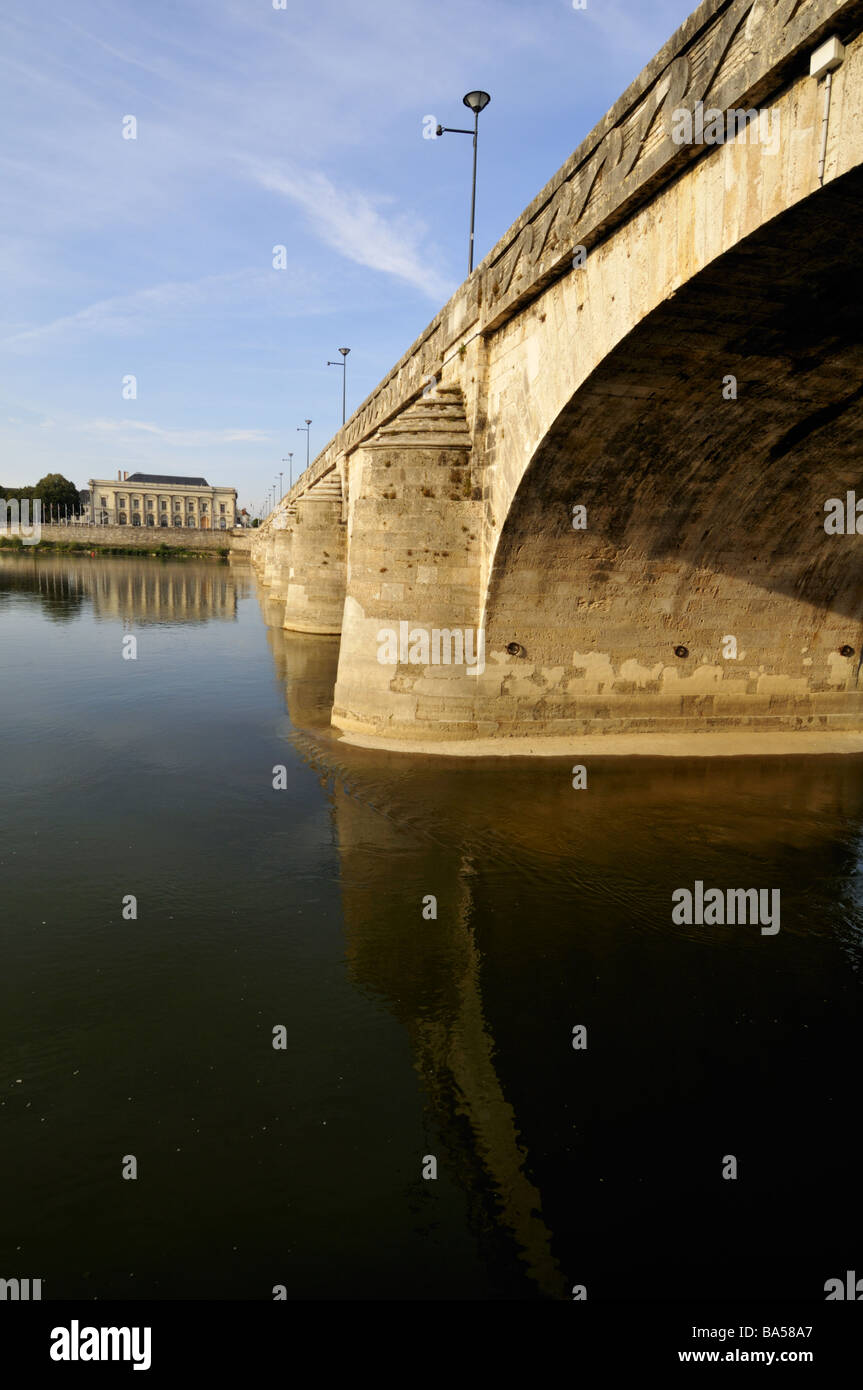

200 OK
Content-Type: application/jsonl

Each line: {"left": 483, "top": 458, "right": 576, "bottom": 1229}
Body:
{"left": 297, "top": 419, "right": 312, "bottom": 470}
{"left": 282, "top": 454, "right": 293, "bottom": 489}
{"left": 436, "top": 91, "right": 491, "bottom": 274}
{"left": 275, "top": 472, "right": 282, "bottom": 502}
{"left": 327, "top": 347, "right": 351, "bottom": 426}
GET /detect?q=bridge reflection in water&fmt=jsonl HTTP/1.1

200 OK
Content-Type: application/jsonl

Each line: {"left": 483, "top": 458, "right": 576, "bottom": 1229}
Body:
{"left": 260, "top": 584, "right": 863, "bottom": 1301}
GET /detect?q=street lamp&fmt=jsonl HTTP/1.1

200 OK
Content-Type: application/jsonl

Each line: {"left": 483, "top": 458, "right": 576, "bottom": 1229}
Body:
{"left": 297, "top": 419, "right": 312, "bottom": 470}
{"left": 327, "top": 347, "right": 351, "bottom": 426}
{"left": 282, "top": 454, "right": 293, "bottom": 489}
{"left": 275, "top": 472, "right": 283, "bottom": 501}
{"left": 436, "top": 90, "right": 491, "bottom": 274}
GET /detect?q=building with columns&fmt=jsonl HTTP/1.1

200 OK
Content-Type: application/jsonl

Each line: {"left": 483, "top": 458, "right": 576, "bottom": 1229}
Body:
{"left": 86, "top": 472, "right": 238, "bottom": 530}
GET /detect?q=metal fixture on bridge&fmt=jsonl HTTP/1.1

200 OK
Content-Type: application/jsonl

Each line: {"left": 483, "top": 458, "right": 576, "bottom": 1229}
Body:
{"left": 297, "top": 420, "right": 312, "bottom": 471}
{"left": 327, "top": 347, "right": 351, "bottom": 426}
{"left": 810, "top": 36, "right": 845, "bottom": 186}
{"left": 436, "top": 91, "right": 491, "bottom": 274}
{"left": 282, "top": 454, "right": 293, "bottom": 490}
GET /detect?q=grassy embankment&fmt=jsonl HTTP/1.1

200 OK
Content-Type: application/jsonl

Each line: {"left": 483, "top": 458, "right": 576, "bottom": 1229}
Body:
{"left": 0, "top": 536, "right": 230, "bottom": 560}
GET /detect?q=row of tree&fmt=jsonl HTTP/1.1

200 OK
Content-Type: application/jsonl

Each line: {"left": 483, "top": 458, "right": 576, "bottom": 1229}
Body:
{"left": 0, "top": 474, "right": 82, "bottom": 511}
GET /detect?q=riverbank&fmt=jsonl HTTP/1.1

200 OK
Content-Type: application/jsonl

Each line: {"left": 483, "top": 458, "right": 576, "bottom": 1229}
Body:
{"left": 0, "top": 536, "right": 231, "bottom": 561}
{"left": 2, "top": 520, "right": 258, "bottom": 556}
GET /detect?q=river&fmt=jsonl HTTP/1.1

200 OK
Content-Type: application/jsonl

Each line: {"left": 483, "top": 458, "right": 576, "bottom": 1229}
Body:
{"left": 1, "top": 550, "right": 860, "bottom": 1300}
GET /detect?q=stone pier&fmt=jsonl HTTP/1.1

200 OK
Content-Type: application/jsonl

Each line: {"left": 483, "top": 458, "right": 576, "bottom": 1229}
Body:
{"left": 283, "top": 478, "right": 346, "bottom": 634}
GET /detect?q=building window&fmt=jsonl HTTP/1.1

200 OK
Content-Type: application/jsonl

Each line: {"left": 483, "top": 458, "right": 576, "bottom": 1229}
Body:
{"left": 100, "top": 496, "right": 107, "bottom": 507}
{"left": 219, "top": 517, "right": 226, "bottom": 529}
{"left": 146, "top": 499, "right": 154, "bottom": 510}
{"left": 119, "top": 496, "right": 126, "bottom": 506}
{"left": 187, "top": 504, "right": 194, "bottom": 512}
{"left": 160, "top": 500, "right": 167, "bottom": 510}
{"left": 132, "top": 515, "right": 141, "bottom": 527}
{"left": 133, "top": 498, "right": 140, "bottom": 509}
{"left": 201, "top": 502, "right": 208, "bottom": 513}
{"left": 146, "top": 515, "right": 155, "bottom": 526}
{"left": 187, "top": 517, "right": 196, "bottom": 528}
{"left": 118, "top": 513, "right": 127, "bottom": 525}
{"left": 220, "top": 503, "right": 226, "bottom": 513}
{"left": 159, "top": 516, "right": 168, "bottom": 527}
{"left": 173, "top": 516, "right": 182, "bottom": 527}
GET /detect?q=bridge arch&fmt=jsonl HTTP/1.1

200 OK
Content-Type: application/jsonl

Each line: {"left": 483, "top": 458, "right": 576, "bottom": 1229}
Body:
{"left": 476, "top": 165, "right": 863, "bottom": 737}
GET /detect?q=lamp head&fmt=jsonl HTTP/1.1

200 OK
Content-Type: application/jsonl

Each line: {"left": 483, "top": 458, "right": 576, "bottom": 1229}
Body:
{"left": 463, "top": 91, "right": 490, "bottom": 114}
{"left": 338, "top": 347, "right": 350, "bottom": 358}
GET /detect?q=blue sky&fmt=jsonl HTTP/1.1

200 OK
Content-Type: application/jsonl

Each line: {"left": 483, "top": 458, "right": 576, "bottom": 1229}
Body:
{"left": 0, "top": 0, "right": 694, "bottom": 514}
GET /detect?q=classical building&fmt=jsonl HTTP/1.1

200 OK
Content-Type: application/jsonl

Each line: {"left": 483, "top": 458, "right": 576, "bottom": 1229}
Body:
{"left": 86, "top": 472, "right": 238, "bottom": 530}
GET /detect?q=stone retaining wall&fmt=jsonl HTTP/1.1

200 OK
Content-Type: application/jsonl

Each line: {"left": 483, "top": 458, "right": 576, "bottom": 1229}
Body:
{"left": 24, "top": 523, "right": 244, "bottom": 553}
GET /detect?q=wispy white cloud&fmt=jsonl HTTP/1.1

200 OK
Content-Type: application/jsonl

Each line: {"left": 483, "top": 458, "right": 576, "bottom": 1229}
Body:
{"left": 0, "top": 267, "right": 315, "bottom": 352}
{"left": 248, "top": 161, "right": 454, "bottom": 303}
{"left": 76, "top": 418, "right": 271, "bottom": 447}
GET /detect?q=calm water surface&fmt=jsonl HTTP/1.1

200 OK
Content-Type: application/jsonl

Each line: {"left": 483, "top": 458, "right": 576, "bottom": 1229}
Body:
{"left": 1, "top": 550, "right": 861, "bottom": 1300}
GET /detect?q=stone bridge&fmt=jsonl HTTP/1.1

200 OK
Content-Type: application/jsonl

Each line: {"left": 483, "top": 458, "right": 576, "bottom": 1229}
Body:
{"left": 252, "top": 0, "right": 863, "bottom": 752}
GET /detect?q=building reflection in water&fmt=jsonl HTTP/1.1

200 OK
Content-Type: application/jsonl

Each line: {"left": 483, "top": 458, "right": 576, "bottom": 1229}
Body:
{"left": 0, "top": 551, "right": 250, "bottom": 626}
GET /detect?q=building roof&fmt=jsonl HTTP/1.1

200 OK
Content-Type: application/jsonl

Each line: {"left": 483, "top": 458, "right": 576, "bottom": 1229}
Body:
{"left": 125, "top": 473, "right": 210, "bottom": 486}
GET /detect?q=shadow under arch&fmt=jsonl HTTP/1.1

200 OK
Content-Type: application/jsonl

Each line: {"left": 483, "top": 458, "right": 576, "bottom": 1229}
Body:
{"left": 480, "top": 165, "right": 863, "bottom": 735}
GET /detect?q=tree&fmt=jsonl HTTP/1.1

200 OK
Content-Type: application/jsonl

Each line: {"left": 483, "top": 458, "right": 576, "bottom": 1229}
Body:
{"left": 1, "top": 475, "right": 81, "bottom": 511}
{"left": 32, "top": 474, "right": 81, "bottom": 512}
